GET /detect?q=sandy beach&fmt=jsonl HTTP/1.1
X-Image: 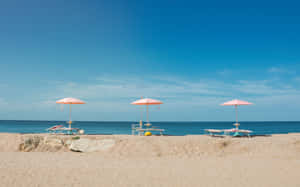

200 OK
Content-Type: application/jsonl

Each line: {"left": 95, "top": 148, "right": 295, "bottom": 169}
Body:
{"left": 0, "top": 133, "right": 300, "bottom": 187}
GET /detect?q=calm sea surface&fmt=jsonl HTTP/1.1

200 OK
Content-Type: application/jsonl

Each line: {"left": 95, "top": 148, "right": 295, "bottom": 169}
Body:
{"left": 0, "top": 120, "right": 300, "bottom": 135}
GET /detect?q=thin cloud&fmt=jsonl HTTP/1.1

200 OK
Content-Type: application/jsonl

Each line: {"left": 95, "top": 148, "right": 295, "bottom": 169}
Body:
{"left": 3, "top": 74, "right": 300, "bottom": 113}
{"left": 294, "top": 77, "right": 300, "bottom": 82}
{"left": 217, "top": 69, "right": 232, "bottom": 77}
{"left": 44, "top": 75, "right": 300, "bottom": 106}
{"left": 267, "top": 67, "right": 295, "bottom": 74}
{"left": 233, "top": 80, "right": 300, "bottom": 96}
{"left": 0, "top": 98, "right": 7, "bottom": 105}
{"left": 53, "top": 75, "right": 229, "bottom": 101}
{"left": 1, "top": 73, "right": 300, "bottom": 121}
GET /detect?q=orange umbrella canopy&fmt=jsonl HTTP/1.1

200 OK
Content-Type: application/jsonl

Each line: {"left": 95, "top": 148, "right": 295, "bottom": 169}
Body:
{"left": 56, "top": 97, "right": 85, "bottom": 104}
{"left": 131, "top": 98, "right": 163, "bottom": 105}
{"left": 221, "top": 99, "right": 252, "bottom": 106}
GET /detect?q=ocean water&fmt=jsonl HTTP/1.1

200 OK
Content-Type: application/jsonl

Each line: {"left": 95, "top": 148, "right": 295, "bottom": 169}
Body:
{"left": 0, "top": 120, "right": 300, "bottom": 135}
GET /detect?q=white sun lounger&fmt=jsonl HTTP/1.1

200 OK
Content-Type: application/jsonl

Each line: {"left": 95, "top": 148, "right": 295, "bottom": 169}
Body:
{"left": 46, "top": 125, "right": 84, "bottom": 135}
{"left": 204, "top": 129, "right": 224, "bottom": 136}
{"left": 132, "top": 124, "right": 165, "bottom": 136}
{"left": 205, "top": 129, "right": 252, "bottom": 137}
{"left": 223, "top": 128, "right": 252, "bottom": 137}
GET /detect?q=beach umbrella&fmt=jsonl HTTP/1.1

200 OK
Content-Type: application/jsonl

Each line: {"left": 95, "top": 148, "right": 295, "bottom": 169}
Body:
{"left": 131, "top": 98, "right": 163, "bottom": 123}
{"left": 56, "top": 98, "right": 85, "bottom": 129}
{"left": 221, "top": 99, "right": 253, "bottom": 129}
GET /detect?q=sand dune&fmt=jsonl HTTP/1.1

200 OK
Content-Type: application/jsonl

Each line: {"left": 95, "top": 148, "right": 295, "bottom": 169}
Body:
{"left": 0, "top": 133, "right": 300, "bottom": 187}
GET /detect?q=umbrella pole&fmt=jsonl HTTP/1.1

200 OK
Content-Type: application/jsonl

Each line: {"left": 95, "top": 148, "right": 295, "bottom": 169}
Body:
{"left": 69, "top": 104, "right": 72, "bottom": 129}
{"left": 234, "top": 105, "right": 240, "bottom": 137}
{"left": 235, "top": 105, "right": 238, "bottom": 124}
{"left": 233, "top": 105, "right": 240, "bottom": 137}
{"left": 139, "top": 105, "right": 143, "bottom": 130}
{"left": 141, "top": 105, "right": 143, "bottom": 122}
{"left": 147, "top": 105, "right": 149, "bottom": 122}
{"left": 140, "top": 96, "right": 143, "bottom": 123}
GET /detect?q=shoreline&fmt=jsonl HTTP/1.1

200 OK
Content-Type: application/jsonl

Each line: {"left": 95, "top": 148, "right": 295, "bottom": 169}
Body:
{"left": 0, "top": 132, "right": 295, "bottom": 136}
{"left": 1, "top": 121, "right": 300, "bottom": 136}
{"left": 1, "top": 119, "right": 300, "bottom": 122}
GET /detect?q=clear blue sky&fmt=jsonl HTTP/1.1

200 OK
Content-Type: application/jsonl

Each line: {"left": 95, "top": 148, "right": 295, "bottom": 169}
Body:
{"left": 0, "top": 0, "right": 299, "bottom": 121}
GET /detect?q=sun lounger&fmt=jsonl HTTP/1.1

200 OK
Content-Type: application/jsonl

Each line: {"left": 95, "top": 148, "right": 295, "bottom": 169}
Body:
{"left": 136, "top": 128, "right": 165, "bottom": 136}
{"left": 204, "top": 129, "right": 224, "bottom": 136}
{"left": 132, "top": 123, "right": 165, "bottom": 136}
{"left": 236, "top": 129, "right": 252, "bottom": 137}
{"left": 47, "top": 125, "right": 64, "bottom": 131}
{"left": 223, "top": 128, "right": 236, "bottom": 133}
{"left": 205, "top": 128, "right": 252, "bottom": 137}
{"left": 46, "top": 125, "right": 84, "bottom": 135}
{"left": 223, "top": 128, "right": 252, "bottom": 137}
{"left": 46, "top": 125, "right": 65, "bottom": 133}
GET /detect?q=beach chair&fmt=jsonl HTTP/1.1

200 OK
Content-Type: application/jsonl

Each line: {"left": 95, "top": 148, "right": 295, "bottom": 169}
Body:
{"left": 223, "top": 128, "right": 236, "bottom": 136}
{"left": 236, "top": 129, "right": 252, "bottom": 137}
{"left": 131, "top": 123, "right": 165, "bottom": 136}
{"left": 46, "top": 125, "right": 65, "bottom": 134}
{"left": 131, "top": 124, "right": 140, "bottom": 135}
{"left": 47, "top": 125, "right": 84, "bottom": 135}
{"left": 60, "top": 127, "right": 84, "bottom": 135}
{"left": 223, "top": 128, "right": 252, "bottom": 137}
{"left": 204, "top": 129, "right": 224, "bottom": 136}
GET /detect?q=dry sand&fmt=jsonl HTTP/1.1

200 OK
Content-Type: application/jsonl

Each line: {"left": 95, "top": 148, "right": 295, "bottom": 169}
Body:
{"left": 1, "top": 133, "right": 300, "bottom": 187}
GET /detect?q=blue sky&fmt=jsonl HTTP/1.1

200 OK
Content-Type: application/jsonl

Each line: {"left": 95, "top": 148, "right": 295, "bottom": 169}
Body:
{"left": 0, "top": 0, "right": 299, "bottom": 121}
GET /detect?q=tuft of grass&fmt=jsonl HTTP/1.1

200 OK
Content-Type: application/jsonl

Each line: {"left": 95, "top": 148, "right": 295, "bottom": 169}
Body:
{"left": 219, "top": 140, "right": 230, "bottom": 148}
{"left": 18, "top": 143, "right": 24, "bottom": 151}
{"left": 72, "top": 136, "right": 80, "bottom": 140}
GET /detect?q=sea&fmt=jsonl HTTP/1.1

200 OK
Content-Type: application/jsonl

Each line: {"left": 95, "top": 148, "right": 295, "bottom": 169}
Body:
{"left": 0, "top": 120, "right": 300, "bottom": 135}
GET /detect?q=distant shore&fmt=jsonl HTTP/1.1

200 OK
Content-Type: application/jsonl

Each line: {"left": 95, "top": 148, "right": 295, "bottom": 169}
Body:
{"left": 0, "top": 133, "right": 300, "bottom": 187}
